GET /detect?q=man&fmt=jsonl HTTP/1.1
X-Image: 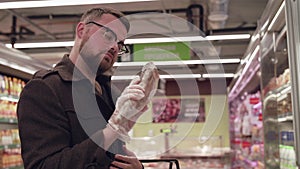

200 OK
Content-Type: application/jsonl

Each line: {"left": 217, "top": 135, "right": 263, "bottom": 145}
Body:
{"left": 17, "top": 7, "right": 149, "bottom": 169}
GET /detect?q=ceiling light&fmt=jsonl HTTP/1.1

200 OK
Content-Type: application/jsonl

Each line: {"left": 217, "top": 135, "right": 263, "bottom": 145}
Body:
{"left": 111, "top": 75, "right": 139, "bottom": 80}
{"left": 159, "top": 74, "right": 201, "bottom": 79}
{"left": 125, "top": 34, "right": 250, "bottom": 44}
{"left": 0, "top": 0, "right": 156, "bottom": 9}
{"left": 202, "top": 73, "right": 234, "bottom": 78}
{"left": 112, "top": 74, "right": 202, "bottom": 80}
{"left": 206, "top": 34, "right": 250, "bottom": 41}
{"left": 111, "top": 73, "right": 234, "bottom": 80}
{"left": 113, "top": 58, "right": 240, "bottom": 67}
{"left": 5, "top": 34, "right": 250, "bottom": 48}
{"left": 5, "top": 41, "right": 74, "bottom": 48}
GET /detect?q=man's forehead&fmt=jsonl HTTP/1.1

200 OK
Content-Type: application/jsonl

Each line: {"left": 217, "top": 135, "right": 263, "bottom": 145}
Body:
{"left": 96, "top": 14, "right": 128, "bottom": 39}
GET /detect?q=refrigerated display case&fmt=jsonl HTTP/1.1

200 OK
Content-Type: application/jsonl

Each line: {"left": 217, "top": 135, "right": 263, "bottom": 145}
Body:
{"left": 229, "top": 92, "right": 264, "bottom": 169}
{"left": 285, "top": 0, "right": 300, "bottom": 168}
{"left": 228, "top": 0, "right": 297, "bottom": 168}
{"left": 0, "top": 44, "right": 51, "bottom": 169}
{"left": 232, "top": 0, "right": 300, "bottom": 168}
{"left": 260, "top": 0, "right": 300, "bottom": 168}
{"left": 227, "top": 9, "right": 265, "bottom": 169}
{"left": 260, "top": 34, "right": 290, "bottom": 169}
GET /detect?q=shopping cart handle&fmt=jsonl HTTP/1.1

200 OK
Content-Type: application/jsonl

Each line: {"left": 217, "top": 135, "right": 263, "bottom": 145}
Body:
{"left": 139, "top": 158, "right": 180, "bottom": 169}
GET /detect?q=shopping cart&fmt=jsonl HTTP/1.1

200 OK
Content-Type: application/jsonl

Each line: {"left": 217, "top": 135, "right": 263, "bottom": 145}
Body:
{"left": 140, "top": 159, "right": 180, "bottom": 169}
{"left": 84, "top": 158, "right": 180, "bottom": 169}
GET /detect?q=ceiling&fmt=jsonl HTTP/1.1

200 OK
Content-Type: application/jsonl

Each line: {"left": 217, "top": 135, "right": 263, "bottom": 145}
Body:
{"left": 0, "top": 0, "right": 269, "bottom": 85}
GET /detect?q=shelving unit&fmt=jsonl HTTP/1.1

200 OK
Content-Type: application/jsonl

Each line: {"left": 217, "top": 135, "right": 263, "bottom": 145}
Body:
{"left": 228, "top": 0, "right": 290, "bottom": 168}
{"left": 0, "top": 75, "right": 23, "bottom": 169}
{"left": 259, "top": 2, "right": 295, "bottom": 166}
{"left": 229, "top": 92, "right": 264, "bottom": 169}
{"left": 0, "top": 44, "right": 51, "bottom": 169}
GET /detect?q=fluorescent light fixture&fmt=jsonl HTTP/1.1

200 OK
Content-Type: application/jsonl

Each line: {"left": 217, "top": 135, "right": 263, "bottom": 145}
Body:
{"left": 125, "top": 34, "right": 251, "bottom": 44}
{"left": 202, "top": 73, "right": 235, "bottom": 78}
{"left": 113, "top": 58, "right": 240, "bottom": 67}
{"left": 0, "top": 0, "right": 155, "bottom": 9}
{"left": 112, "top": 74, "right": 201, "bottom": 80}
{"left": 206, "top": 34, "right": 251, "bottom": 41}
{"left": 159, "top": 74, "right": 201, "bottom": 79}
{"left": 5, "top": 41, "right": 74, "bottom": 48}
{"left": 112, "top": 73, "right": 235, "bottom": 80}
{"left": 5, "top": 34, "right": 250, "bottom": 48}
{"left": 111, "top": 75, "right": 139, "bottom": 80}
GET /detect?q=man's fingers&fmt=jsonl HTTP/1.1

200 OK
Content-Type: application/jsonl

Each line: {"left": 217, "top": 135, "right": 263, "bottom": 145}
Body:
{"left": 126, "top": 85, "right": 145, "bottom": 92}
{"left": 130, "top": 76, "right": 141, "bottom": 85}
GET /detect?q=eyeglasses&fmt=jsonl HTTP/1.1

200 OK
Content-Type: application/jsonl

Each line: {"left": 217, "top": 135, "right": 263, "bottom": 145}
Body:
{"left": 85, "top": 21, "right": 129, "bottom": 55}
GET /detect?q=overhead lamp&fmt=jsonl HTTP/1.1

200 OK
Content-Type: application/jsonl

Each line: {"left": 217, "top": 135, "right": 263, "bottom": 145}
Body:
{"left": 5, "top": 41, "right": 74, "bottom": 49}
{"left": 113, "top": 58, "right": 240, "bottom": 67}
{"left": 112, "top": 74, "right": 202, "bottom": 80}
{"left": 202, "top": 73, "right": 234, "bottom": 78}
{"left": 112, "top": 73, "right": 234, "bottom": 80}
{"left": 5, "top": 34, "right": 250, "bottom": 48}
{"left": 159, "top": 74, "right": 202, "bottom": 79}
{"left": 125, "top": 34, "right": 251, "bottom": 44}
{"left": 0, "top": 0, "right": 156, "bottom": 9}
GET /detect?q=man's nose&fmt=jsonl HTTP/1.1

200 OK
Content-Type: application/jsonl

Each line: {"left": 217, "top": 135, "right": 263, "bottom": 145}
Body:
{"left": 110, "top": 42, "right": 118, "bottom": 52}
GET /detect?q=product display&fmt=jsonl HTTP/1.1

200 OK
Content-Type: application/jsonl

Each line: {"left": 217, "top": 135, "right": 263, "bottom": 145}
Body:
{"left": 0, "top": 74, "right": 25, "bottom": 169}
{"left": 230, "top": 92, "right": 264, "bottom": 169}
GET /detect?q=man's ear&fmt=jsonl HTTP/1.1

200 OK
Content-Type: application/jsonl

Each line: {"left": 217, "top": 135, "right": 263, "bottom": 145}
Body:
{"left": 76, "top": 22, "right": 85, "bottom": 39}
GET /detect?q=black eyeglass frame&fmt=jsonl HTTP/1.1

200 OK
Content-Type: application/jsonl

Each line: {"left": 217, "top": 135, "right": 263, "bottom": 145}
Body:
{"left": 85, "top": 21, "right": 129, "bottom": 55}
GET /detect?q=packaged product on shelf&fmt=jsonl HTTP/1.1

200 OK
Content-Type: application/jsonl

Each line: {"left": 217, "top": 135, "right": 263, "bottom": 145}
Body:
{"left": 3, "top": 76, "right": 9, "bottom": 96}
{"left": 0, "top": 75, "right": 4, "bottom": 94}
{"left": 0, "top": 147, "right": 22, "bottom": 168}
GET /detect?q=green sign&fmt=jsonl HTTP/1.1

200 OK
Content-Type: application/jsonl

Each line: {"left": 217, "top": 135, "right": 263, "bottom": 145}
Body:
{"left": 133, "top": 42, "right": 190, "bottom": 61}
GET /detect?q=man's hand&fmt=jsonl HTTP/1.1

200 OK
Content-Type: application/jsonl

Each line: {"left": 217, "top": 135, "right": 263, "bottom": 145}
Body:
{"left": 108, "top": 62, "right": 159, "bottom": 142}
{"left": 108, "top": 76, "right": 147, "bottom": 141}
{"left": 110, "top": 146, "right": 143, "bottom": 169}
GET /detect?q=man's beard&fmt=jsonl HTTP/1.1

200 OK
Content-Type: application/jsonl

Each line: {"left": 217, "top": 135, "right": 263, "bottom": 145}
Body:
{"left": 79, "top": 38, "right": 107, "bottom": 77}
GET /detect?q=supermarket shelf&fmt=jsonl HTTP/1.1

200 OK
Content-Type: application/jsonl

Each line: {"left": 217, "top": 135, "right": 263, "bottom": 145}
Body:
{"left": 3, "top": 166, "right": 23, "bottom": 169}
{"left": 0, "top": 144, "right": 20, "bottom": 150}
{"left": 0, "top": 118, "right": 18, "bottom": 124}
{"left": 140, "top": 159, "right": 180, "bottom": 169}
{"left": 0, "top": 94, "right": 19, "bottom": 103}
{"left": 278, "top": 114, "right": 293, "bottom": 122}
{"left": 264, "top": 83, "right": 291, "bottom": 100}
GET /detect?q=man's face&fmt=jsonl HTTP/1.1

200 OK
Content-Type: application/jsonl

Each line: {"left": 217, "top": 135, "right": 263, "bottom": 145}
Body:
{"left": 79, "top": 13, "right": 128, "bottom": 74}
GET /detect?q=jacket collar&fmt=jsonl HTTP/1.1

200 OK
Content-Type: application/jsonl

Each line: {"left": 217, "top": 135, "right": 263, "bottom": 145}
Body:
{"left": 54, "top": 54, "right": 86, "bottom": 82}
{"left": 54, "top": 54, "right": 112, "bottom": 83}
{"left": 54, "top": 54, "right": 112, "bottom": 92}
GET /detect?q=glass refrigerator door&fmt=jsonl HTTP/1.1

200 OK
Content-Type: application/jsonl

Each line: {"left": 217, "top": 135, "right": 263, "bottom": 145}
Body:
{"left": 261, "top": 30, "right": 290, "bottom": 169}
{"left": 261, "top": 0, "right": 300, "bottom": 168}
{"left": 285, "top": 0, "right": 300, "bottom": 168}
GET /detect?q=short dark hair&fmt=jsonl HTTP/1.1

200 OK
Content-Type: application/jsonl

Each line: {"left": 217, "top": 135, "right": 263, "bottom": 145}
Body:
{"left": 80, "top": 7, "right": 130, "bottom": 32}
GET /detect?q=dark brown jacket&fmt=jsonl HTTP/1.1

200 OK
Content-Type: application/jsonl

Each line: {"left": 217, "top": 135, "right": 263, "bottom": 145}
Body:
{"left": 17, "top": 55, "right": 124, "bottom": 169}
